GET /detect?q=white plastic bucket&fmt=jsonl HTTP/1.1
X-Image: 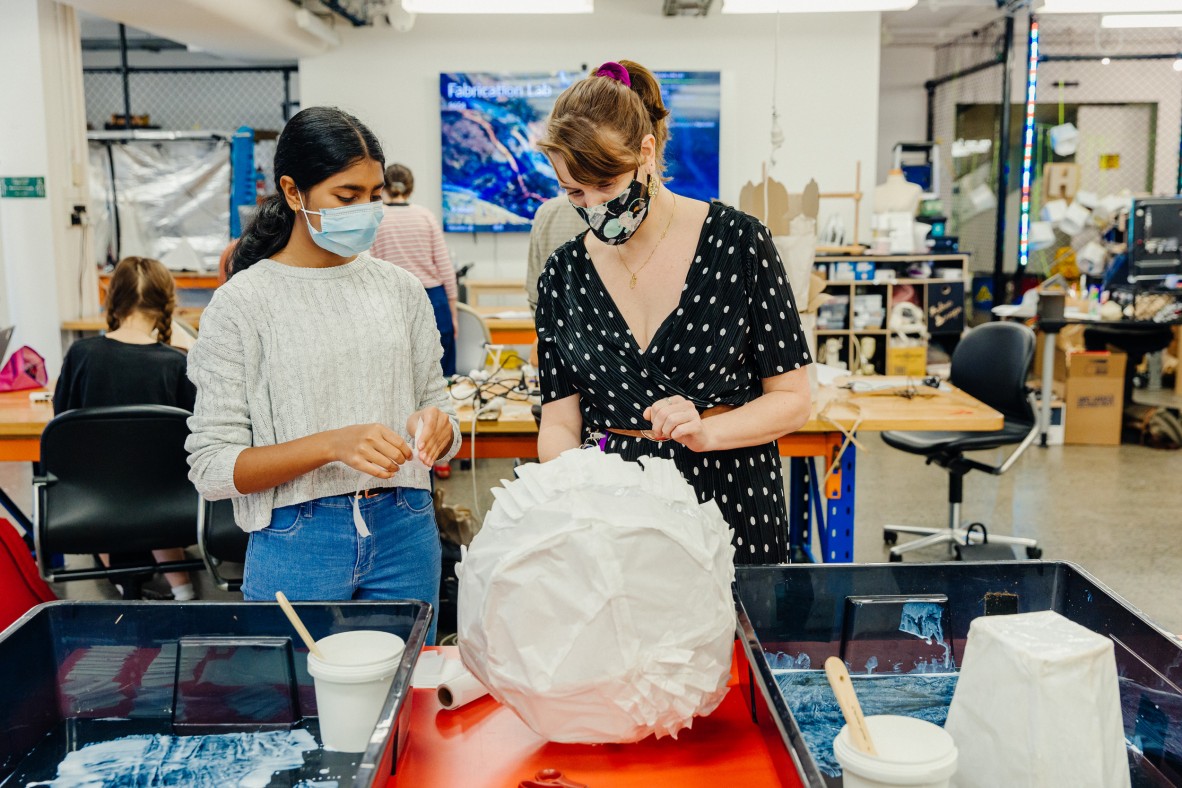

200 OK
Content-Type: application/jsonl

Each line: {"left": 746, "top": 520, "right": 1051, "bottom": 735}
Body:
{"left": 306, "top": 630, "right": 406, "bottom": 752}
{"left": 834, "top": 715, "right": 958, "bottom": 788}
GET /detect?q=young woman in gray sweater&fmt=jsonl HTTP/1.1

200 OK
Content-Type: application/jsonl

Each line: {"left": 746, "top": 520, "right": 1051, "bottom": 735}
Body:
{"left": 186, "top": 107, "right": 459, "bottom": 641}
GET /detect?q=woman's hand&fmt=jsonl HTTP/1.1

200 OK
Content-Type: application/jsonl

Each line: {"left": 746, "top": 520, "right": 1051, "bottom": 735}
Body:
{"left": 408, "top": 407, "right": 454, "bottom": 465}
{"left": 324, "top": 424, "right": 412, "bottom": 479}
{"left": 644, "top": 396, "right": 714, "bottom": 453}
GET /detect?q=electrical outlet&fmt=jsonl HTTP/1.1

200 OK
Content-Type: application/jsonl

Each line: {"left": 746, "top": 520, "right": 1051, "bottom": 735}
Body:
{"left": 70, "top": 204, "right": 87, "bottom": 226}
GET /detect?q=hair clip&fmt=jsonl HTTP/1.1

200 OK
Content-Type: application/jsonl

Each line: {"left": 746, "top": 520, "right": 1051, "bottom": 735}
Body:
{"left": 593, "top": 62, "right": 631, "bottom": 87}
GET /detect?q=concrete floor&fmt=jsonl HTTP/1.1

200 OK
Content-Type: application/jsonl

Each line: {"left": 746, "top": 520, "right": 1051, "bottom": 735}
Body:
{"left": 3, "top": 436, "right": 1179, "bottom": 633}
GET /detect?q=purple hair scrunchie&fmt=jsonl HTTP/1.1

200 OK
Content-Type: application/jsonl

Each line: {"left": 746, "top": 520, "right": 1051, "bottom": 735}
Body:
{"left": 593, "top": 61, "right": 631, "bottom": 87}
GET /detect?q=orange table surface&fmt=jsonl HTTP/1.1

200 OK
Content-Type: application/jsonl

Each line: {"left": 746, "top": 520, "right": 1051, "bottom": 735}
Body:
{"left": 394, "top": 646, "right": 798, "bottom": 787}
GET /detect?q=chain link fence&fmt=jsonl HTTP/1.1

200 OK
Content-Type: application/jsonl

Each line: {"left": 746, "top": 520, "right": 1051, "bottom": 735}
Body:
{"left": 929, "top": 20, "right": 1008, "bottom": 284}
{"left": 1030, "top": 15, "right": 1182, "bottom": 278}
{"left": 83, "top": 67, "right": 296, "bottom": 136}
{"left": 928, "top": 13, "right": 1182, "bottom": 300}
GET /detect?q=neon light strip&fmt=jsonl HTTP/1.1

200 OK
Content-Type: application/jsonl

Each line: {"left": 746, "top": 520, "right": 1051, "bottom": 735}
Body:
{"left": 1018, "top": 18, "right": 1040, "bottom": 269}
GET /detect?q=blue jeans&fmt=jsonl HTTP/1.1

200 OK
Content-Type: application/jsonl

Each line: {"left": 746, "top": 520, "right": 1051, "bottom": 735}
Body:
{"left": 425, "top": 284, "right": 456, "bottom": 377}
{"left": 242, "top": 488, "right": 441, "bottom": 644}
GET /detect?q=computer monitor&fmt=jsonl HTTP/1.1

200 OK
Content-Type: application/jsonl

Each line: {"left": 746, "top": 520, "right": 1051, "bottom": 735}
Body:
{"left": 1128, "top": 197, "right": 1182, "bottom": 282}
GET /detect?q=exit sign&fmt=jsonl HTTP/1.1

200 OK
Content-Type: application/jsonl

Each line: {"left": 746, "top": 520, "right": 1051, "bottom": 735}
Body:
{"left": 0, "top": 177, "right": 46, "bottom": 199}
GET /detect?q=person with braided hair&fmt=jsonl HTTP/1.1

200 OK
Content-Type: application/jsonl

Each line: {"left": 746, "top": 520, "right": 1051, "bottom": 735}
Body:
{"left": 54, "top": 255, "right": 198, "bottom": 600}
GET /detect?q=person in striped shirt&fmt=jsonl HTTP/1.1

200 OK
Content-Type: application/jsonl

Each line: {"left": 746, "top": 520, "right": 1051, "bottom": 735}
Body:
{"left": 371, "top": 163, "right": 459, "bottom": 377}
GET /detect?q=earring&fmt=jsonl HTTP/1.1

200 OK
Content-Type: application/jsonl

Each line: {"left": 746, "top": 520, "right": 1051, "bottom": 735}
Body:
{"left": 647, "top": 173, "right": 658, "bottom": 200}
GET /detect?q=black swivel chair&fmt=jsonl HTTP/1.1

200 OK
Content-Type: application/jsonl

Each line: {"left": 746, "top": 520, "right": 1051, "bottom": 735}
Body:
{"left": 34, "top": 406, "right": 206, "bottom": 598}
{"left": 197, "top": 497, "right": 248, "bottom": 593}
{"left": 881, "top": 322, "right": 1042, "bottom": 561}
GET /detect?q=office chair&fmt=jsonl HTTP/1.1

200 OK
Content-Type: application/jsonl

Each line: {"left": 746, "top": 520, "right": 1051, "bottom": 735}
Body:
{"left": 33, "top": 405, "right": 206, "bottom": 598}
{"left": 882, "top": 322, "right": 1042, "bottom": 561}
{"left": 197, "top": 497, "right": 247, "bottom": 593}
{"left": 455, "top": 303, "right": 492, "bottom": 375}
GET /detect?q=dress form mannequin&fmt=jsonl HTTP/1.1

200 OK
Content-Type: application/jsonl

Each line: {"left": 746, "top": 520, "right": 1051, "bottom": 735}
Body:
{"left": 874, "top": 169, "right": 923, "bottom": 215}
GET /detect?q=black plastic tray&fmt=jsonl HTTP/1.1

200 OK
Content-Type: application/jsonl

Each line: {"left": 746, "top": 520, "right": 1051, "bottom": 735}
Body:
{"left": 0, "top": 600, "right": 431, "bottom": 787}
{"left": 734, "top": 561, "right": 1182, "bottom": 787}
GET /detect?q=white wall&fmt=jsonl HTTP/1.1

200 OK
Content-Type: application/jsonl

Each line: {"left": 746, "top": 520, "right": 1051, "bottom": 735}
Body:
{"left": 299, "top": 1, "right": 882, "bottom": 283}
{"left": 877, "top": 46, "right": 935, "bottom": 184}
{"left": 0, "top": 0, "right": 93, "bottom": 374}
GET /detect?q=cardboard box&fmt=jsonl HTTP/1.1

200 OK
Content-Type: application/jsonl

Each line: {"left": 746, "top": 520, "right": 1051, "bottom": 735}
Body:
{"left": 1032, "top": 324, "right": 1088, "bottom": 384}
{"left": 887, "top": 345, "right": 926, "bottom": 377}
{"left": 1063, "top": 350, "right": 1126, "bottom": 446}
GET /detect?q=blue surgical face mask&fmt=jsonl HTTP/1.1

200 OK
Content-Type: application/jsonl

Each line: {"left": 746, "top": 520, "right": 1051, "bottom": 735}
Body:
{"left": 298, "top": 192, "right": 383, "bottom": 257}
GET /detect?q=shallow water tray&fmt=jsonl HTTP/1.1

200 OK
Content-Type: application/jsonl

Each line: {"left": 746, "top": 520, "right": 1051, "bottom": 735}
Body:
{"left": 734, "top": 561, "right": 1182, "bottom": 788}
{"left": 0, "top": 600, "right": 430, "bottom": 787}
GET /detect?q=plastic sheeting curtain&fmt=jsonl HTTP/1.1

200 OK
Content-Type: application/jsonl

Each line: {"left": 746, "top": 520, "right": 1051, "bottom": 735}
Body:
{"left": 88, "top": 136, "right": 230, "bottom": 272}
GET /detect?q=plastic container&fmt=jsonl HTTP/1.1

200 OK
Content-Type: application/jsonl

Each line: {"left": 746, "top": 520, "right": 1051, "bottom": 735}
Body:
{"left": 733, "top": 562, "right": 1182, "bottom": 788}
{"left": 0, "top": 600, "right": 431, "bottom": 787}
{"left": 308, "top": 630, "right": 406, "bottom": 752}
{"left": 833, "top": 716, "right": 957, "bottom": 788}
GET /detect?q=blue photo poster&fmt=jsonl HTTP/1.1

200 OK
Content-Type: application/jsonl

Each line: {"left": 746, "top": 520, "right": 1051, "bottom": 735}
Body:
{"left": 439, "top": 70, "right": 720, "bottom": 233}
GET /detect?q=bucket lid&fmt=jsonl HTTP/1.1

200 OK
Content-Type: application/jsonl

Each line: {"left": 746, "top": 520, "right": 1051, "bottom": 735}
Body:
{"left": 307, "top": 630, "right": 405, "bottom": 681}
{"left": 833, "top": 715, "right": 958, "bottom": 784}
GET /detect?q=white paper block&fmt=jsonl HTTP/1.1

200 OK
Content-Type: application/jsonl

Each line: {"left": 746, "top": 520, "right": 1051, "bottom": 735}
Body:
{"left": 946, "top": 611, "right": 1130, "bottom": 788}
{"left": 1094, "top": 194, "right": 1131, "bottom": 224}
{"left": 1050, "top": 122, "right": 1079, "bottom": 157}
{"left": 1060, "top": 202, "right": 1092, "bottom": 237}
{"left": 1078, "top": 241, "right": 1108, "bottom": 275}
{"left": 969, "top": 183, "right": 997, "bottom": 212}
{"left": 1075, "top": 190, "right": 1099, "bottom": 210}
{"left": 1028, "top": 221, "right": 1056, "bottom": 251}
{"left": 1041, "top": 199, "right": 1068, "bottom": 224}
{"left": 457, "top": 449, "right": 737, "bottom": 744}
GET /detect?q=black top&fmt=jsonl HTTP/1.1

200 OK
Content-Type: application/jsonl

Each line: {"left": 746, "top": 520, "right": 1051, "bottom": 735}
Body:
{"left": 53, "top": 337, "right": 196, "bottom": 416}
{"left": 536, "top": 202, "right": 812, "bottom": 564}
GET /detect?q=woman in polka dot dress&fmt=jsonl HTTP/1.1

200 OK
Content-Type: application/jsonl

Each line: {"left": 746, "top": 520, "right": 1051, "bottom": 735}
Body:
{"left": 534, "top": 60, "right": 813, "bottom": 565}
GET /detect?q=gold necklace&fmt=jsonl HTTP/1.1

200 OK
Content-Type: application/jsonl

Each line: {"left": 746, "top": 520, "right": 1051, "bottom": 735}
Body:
{"left": 616, "top": 193, "right": 676, "bottom": 289}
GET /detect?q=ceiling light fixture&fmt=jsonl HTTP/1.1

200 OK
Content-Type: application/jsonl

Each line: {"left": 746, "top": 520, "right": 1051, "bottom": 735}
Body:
{"left": 401, "top": 0, "right": 593, "bottom": 12}
{"left": 1101, "top": 13, "right": 1182, "bottom": 28}
{"left": 1040, "top": 0, "right": 1182, "bottom": 13}
{"left": 721, "top": 0, "right": 916, "bottom": 12}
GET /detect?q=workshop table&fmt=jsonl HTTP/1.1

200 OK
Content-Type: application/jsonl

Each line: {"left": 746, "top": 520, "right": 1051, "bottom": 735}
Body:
{"left": 452, "top": 380, "right": 1002, "bottom": 563}
{"left": 395, "top": 646, "right": 795, "bottom": 787}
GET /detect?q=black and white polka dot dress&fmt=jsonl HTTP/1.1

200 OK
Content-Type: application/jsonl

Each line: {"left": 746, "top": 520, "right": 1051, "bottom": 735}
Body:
{"left": 536, "top": 203, "right": 812, "bottom": 565}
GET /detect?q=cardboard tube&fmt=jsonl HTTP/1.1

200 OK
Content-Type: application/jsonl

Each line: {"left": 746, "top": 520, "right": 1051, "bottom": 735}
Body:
{"left": 437, "top": 667, "right": 490, "bottom": 710}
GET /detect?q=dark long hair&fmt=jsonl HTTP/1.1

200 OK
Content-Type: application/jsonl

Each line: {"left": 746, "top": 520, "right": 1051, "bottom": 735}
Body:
{"left": 231, "top": 107, "right": 385, "bottom": 275}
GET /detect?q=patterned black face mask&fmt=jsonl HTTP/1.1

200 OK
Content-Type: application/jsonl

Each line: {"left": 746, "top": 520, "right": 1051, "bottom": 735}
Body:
{"left": 570, "top": 172, "right": 652, "bottom": 246}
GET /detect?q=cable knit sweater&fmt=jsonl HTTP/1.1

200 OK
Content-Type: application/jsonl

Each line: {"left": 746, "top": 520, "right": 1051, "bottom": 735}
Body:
{"left": 185, "top": 253, "right": 461, "bottom": 532}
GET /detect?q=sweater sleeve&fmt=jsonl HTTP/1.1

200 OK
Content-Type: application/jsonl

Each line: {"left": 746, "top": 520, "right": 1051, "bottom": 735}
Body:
{"left": 408, "top": 284, "right": 461, "bottom": 462}
{"left": 184, "top": 294, "right": 252, "bottom": 500}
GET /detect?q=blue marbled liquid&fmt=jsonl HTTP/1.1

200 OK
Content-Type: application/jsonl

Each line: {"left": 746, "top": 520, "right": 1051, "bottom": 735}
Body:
{"left": 773, "top": 669, "right": 959, "bottom": 778}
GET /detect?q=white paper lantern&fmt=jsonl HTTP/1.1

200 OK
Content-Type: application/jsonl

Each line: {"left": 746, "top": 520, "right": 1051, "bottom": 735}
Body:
{"left": 457, "top": 449, "right": 737, "bottom": 743}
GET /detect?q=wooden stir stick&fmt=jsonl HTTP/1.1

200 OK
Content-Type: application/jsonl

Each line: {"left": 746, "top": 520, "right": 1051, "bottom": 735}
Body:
{"left": 276, "top": 591, "right": 326, "bottom": 661}
{"left": 825, "top": 656, "right": 878, "bottom": 756}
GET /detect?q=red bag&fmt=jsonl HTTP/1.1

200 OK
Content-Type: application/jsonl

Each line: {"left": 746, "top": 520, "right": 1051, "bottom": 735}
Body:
{"left": 0, "top": 520, "right": 55, "bottom": 632}
{"left": 0, "top": 346, "right": 48, "bottom": 392}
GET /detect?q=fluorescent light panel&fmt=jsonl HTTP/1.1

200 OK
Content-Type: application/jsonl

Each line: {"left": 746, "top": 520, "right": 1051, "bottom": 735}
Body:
{"left": 721, "top": 0, "right": 916, "bottom": 12}
{"left": 1101, "top": 13, "right": 1182, "bottom": 27}
{"left": 1040, "top": 0, "right": 1182, "bottom": 13}
{"left": 402, "top": 0, "right": 593, "bottom": 12}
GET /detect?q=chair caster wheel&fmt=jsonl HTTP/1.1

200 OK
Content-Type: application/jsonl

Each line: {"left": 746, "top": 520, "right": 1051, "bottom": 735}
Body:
{"left": 883, "top": 530, "right": 898, "bottom": 546}
{"left": 888, "top": 552, "right": 903, "bottom": 563}
{"left": 1026, "top": 546, "right": 1043, "bottom": 559}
